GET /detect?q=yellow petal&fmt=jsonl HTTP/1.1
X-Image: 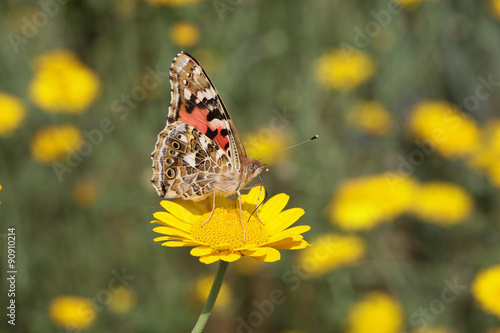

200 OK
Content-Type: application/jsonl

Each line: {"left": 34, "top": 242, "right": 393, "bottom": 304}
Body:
{"left": 160, "top": 200, "right": 197, "bottom": 222}
{"left": 242, "top": 186, "right": 266, "bottom": 211}
{"left": 199, "top": 254, "right": 221, "bottom": 264}
{"left": 190, "top": 246, "right": 214, "bottom": 257}
{"left": 243, "top": 247, "right": 281, "bottom": 262}
{"left": 153, "top": 211, "right": 192, "bottom": 232}
{"left": 218, "top": 251, "right": 242, "bottom": 262}
{"left": 266, "top": 208, "right": 305, "bottom": 235}
{"left": 259, "top": 193, "right": 290, "bottom": 222}
{"left": 267, "top": 225, "right": 311, "bottom": 243}
{"left": 153, "top": 236, "right": 186, "bottom": 242}
{"left": 161, "top": 240, "right": 201, "bottom": 247}
{"left": 241, "top": 247, "right": 270, "bottom": 257}
{"left": 263, "top": 237, "right": 310, "bottom": 250}
{"left": 177, "top": 199, "right": 210, "bottom": 215}
{"left": 153, "top": 226, "right": 192, "bottom": 239}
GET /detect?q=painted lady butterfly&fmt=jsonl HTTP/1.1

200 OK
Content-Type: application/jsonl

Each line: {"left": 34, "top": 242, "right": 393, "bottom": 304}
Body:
{"left": 151, "top": 52, "right": 266, "bottom": 212}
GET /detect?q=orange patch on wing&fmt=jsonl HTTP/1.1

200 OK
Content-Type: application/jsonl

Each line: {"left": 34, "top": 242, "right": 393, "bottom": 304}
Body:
{"left": 179, "top": 106, "right": 209, "bottom": 133}
{"left": 179, "top": 106, "right": 231, "bottom": 152}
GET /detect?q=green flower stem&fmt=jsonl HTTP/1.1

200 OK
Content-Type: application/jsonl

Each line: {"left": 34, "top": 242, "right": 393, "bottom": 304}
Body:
{"left": 191, "top": 260, "right": 229, "bottom": 333}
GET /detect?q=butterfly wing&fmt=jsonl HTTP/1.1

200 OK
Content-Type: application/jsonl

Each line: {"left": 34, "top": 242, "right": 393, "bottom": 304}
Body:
{"left": 151, "top": 122, "right": 230, "bottom": 199}
{"left": 151, "top": 52, "right": 248, "bottom": 199}
{"left": 167, "top": 52, "right": 247, "bottom": 169}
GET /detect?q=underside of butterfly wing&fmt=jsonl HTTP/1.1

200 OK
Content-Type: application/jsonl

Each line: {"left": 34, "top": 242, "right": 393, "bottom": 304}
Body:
{"left": 151, "top": 122, "right": 242, "bottom": 200}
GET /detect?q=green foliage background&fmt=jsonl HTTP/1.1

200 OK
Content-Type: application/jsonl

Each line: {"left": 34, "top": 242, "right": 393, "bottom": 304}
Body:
{"left": 1, "top": 0, "right": 500, "bottom": 332}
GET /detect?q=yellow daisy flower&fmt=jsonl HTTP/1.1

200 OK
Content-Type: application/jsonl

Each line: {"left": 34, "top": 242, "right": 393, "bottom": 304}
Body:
{"left": 169, "top": 22, "right": 200, "bottom": 47}
{"left": 330, "top": 174, "right": 417, "bottom": 231}
{"left": 49, "top": 296, "right": 96, "bottom": 329}
{"left": 315, "top": 49, "right": 375, "bottom": 92}
{"left": 409, "top": 101, "right": 480, "bottom": 158}
{"left": 472, "top": 264, "right": 500, "bottom": 319}
{"left": 152, "top": 186, "right": 310, "bottom": 264}
{"left": 29, "top": 50, "right": 101, "bottom": 114}
{"left": 30, "top": 124, "right": 82, "bottom": 164}
{"left": 347, "top": 292, "right": 404, "bottom": 333}
{"left": 350, "top": 101, "right": 392, "bottom": 136}
{"left": 411, "top": 182, "right": 473, "bottom": 226}
{"left": 297, "top": 233, "right": 365, "bottom": 277}
{"left": 0, "top": 92, "right": 26, "bottom": 137}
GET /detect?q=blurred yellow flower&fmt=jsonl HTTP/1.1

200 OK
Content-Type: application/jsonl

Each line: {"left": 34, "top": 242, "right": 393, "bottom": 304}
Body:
{"left": 469, "top": 121, "right": 500, "bottom": 187}
{"left": 411, "top": 182, "right": 473, "bottom": 226}
{"left": 243, "top": 128, "right": 289, "bottom": 165}
{"left": 29, "top": 50, "right": 101, "bottom": 114}
{"left": 347, "top": 292, "right": 404, "bottom": 333}
{"left": 144, "top": 0, "right": 201, "bottom": 6}
{"left": 49, "top": 296, "right": 96, "bottom": 329}
{"left": 0, "top": 184, "right": 2, "bottom": 205}
{"left": 0, "top": 92, "right": 26, "bottom": 137}
{"left": 72, "top": 180, "right": 98, "bottom": 207}
{"left": 330, "top": 174, "right": 417, "bottom": 231}
{"left": 297, "top": 234, "right": 365, "bottom": 277}
{"left": 489, "top": 0, "right": 500, "bottom": 19}
{"left": 315, "top": 49, "right": 375, "bottom": 92}
{"left": 169, "top": 22, "right": 200, "bottom": 47}
{"left": 107, "top": 287, "right": 137, "bottom": 314}
{"left": 350, "top": 101, "right": 392, "bottom": 136}
{"left": 409, "top": 101, "right": 480, "bottom": 158}
{"left": 30, "top": 125, "right": 82, "bottom": 164}
{"left": 152, "top": 186, "right": 310, "bottom": 264}
{"left": 472, "top": 265, "right": 500, "bottom": 319}
{"left": 194, "top": 274, "right": 232, "bottom": 309}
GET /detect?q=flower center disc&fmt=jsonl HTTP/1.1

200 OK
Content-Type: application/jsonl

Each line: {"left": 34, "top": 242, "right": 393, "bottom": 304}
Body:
{"left": 191, "top": 208, "right": 268, "bottom": 249}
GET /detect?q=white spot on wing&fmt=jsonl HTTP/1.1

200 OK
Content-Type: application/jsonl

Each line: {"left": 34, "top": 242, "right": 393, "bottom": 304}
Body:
{"left": 184, "top": 88, "right": 192, "bottom": 100}
{"left": 204, "top": 88, "right": 215, "bottom": 99}
{"left": 196, "top": 91, "right": 205, "bottom": 101}
{"left": 183, "top": 155, "right": 196, "bottom": 167}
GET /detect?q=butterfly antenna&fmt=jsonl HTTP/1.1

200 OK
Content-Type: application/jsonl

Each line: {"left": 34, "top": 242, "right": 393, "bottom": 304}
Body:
{"left": 258, "top": 135, "right": 318, "bottom": 162}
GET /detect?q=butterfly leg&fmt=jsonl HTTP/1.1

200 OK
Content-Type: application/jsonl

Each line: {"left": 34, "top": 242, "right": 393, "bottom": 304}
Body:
{"left": 237, "top": 189, "right": 246, "bottom": 242}
{"left": 201, "top": 191, "right": 217, "bottom": 227}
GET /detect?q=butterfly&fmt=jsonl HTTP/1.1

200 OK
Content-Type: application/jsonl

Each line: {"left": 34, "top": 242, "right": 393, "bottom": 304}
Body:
{"left": 151, "top": 52, "right": 266, "bottom": 229}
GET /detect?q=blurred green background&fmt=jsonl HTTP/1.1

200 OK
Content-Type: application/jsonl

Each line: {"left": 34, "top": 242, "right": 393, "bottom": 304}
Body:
{"left": 1, "top": 0, "right": 500, "bottom": 332}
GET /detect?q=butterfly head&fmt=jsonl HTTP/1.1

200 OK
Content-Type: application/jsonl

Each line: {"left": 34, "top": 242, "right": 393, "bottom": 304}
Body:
{"left": 242, "top": 159, "right": 266, "bottom": 184}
